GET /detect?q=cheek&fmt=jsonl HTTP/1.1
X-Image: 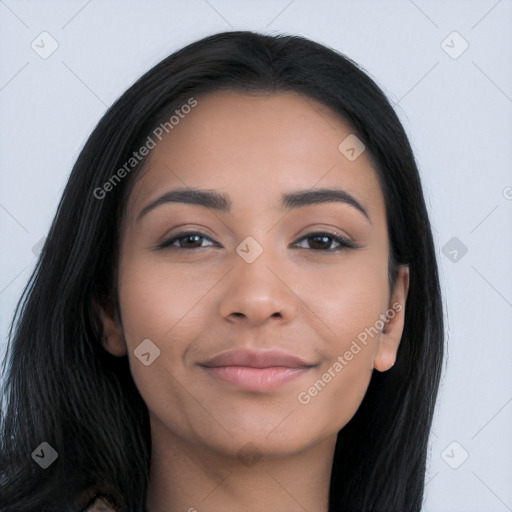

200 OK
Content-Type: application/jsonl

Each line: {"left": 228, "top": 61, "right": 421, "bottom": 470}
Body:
{"left": 116, "top": 254, "right": 225, "bottom": 399}
{"left": 297, "top": 247, "right": 390, "bottom": 344}
{"left": 117, "top": 256, "right": 216, "bottom": 342}
{"left": 116, "top": 257, "right": 213, "bottom": 429}
{"left": 296, "top": 349, "right": 375, "bottom": 439}
{"left": 292, "top": 250, "right": 388, "bottom": 427}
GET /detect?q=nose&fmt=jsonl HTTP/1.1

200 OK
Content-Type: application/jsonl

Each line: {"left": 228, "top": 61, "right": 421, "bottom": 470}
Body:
{"left": 218, "top": 248, "right": 298, "bottom": 326}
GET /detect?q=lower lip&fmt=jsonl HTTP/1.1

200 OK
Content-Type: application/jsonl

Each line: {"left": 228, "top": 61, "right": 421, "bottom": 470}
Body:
{"left": 202, "top": 366, "right": 310, "bottom": 391}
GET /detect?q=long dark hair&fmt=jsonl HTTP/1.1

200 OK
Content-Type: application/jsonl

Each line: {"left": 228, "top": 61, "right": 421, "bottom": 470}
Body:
{"left": 0, "top": 30, "right": 444, "bottom": 512}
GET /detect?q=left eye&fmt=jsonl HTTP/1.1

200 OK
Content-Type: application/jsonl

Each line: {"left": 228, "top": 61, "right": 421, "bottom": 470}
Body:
{"left": 158, "top": 231, "right": 355, "bottom": 252}
{"left": 293, "top": 232, "right": 356, "bottom": 251}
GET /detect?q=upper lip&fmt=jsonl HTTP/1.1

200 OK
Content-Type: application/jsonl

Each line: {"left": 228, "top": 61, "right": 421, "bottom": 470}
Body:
{"left": 200, "top": 349, "right": 315, "bottom": 369}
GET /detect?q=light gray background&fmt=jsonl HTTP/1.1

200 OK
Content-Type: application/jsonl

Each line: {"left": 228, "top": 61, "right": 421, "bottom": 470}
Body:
{"left": 1, "top": 1, "right": 511, "bottom": 511}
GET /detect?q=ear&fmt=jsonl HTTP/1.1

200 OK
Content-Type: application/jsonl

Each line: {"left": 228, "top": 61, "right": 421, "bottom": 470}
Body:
{"left": 96, "top": 295, "right": 127, "bottom": 357}
{"left": 374, "top": 265, "right": 409, "bottom": 372}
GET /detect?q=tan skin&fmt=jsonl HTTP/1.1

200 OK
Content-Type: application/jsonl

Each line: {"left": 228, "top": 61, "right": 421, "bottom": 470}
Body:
{"left": 99, "top": 90, "right": 409, "bottom": 512}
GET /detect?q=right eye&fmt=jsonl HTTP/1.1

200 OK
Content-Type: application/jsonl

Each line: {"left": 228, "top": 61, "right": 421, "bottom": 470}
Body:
{"left": 157, "top": 231, "right": 220, "bottom": 250}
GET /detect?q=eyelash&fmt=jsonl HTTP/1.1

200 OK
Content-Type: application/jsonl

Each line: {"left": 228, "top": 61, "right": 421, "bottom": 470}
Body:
{"left": 156, "top": 230, "right": 358, "bottom": 252}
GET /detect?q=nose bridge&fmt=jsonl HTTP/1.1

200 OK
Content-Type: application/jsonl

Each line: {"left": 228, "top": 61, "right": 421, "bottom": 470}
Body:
{"left": 218, "top": 234, "right": 297, "bottom": 324}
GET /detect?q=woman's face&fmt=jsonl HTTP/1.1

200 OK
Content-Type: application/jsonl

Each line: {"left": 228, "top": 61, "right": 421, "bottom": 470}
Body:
{"left": 101, "top": 90, "right": 409, "bottom": 459}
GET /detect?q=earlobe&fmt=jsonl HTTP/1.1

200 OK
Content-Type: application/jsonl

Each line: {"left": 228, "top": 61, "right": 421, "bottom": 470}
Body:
{"left": 96, "top": 296, "right": 127, "bottom": 357}
{"left": 373, "top": 265, "right": 409, "bottom": 372}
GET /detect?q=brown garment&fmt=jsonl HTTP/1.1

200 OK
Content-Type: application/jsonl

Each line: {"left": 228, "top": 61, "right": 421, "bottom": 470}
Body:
{"left": 80, "top": 495, "right": 117, "bottom": 511}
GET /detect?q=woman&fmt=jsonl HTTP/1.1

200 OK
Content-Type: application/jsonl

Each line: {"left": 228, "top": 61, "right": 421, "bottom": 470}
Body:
{"left": 0, "top": 30, "right": 444, "bottom": 512}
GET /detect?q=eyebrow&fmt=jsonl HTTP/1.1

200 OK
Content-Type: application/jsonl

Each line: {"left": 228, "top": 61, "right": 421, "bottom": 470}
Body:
{"left": 136, "top": 187, "right": 370, "bottom": 223}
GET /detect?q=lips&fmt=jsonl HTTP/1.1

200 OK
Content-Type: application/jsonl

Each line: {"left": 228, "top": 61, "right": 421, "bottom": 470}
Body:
{"left": 200, "top": 349, "right": 314, "bottom": 369}
{"left": 199, "top": 349, "right": 316, "bottom": 392}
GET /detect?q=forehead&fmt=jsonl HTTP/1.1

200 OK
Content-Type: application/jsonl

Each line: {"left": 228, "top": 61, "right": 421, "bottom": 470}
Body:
{"left": 125, "top": 90, "right": 385, "bottom": 220}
